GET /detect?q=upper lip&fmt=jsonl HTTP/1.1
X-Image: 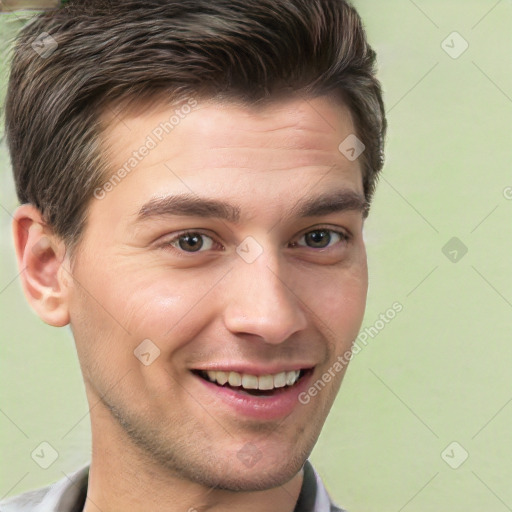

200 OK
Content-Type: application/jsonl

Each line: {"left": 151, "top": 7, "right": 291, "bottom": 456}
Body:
{"left": 191, "top": 364, "right": 316, "bottom": 376}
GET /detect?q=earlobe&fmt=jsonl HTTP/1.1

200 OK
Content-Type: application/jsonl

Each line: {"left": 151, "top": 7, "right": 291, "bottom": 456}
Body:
{"left": 12, "top": 204, "right": 71, "bottom": 327}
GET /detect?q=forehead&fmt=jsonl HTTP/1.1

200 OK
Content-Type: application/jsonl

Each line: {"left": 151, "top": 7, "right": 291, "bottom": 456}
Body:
{"left": 101, "top": 93, "right": 359, "bottom": 171}
{"left": 93, "top": 95, "right": 364, "bottom": 229}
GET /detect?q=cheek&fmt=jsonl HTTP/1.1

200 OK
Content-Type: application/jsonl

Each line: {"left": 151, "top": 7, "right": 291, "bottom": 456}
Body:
{"left": 68, "top": 263, "right": 210, "bottom": 400}
{"left": 70, "top": 255, "right": 225, "bottom": 354}
{"left": 120, "top": 267, "right": 228, "bottom": 340}
{"left": 302, "top": 262, "right": 368, "bottom": 344}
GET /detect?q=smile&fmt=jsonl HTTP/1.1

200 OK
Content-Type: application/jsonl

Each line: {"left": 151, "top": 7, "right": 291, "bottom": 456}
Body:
{"left": 190, "top": 366, "right": 315, "bottom": 419}
{"left": 198, "top": 369, "right": 305, "bottom": 394}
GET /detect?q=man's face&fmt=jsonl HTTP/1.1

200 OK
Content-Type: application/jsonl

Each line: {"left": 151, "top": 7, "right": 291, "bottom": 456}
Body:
{"left": 66, "top": 95, "right": 368, "bottom": 490}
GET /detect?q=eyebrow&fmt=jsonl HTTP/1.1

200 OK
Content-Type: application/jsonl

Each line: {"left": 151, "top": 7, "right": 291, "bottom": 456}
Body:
{"left": 134, "top": 189, "right": 369, "bottom": 224}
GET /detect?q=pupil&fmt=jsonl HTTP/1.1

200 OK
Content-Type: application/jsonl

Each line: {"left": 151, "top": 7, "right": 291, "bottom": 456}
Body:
{"left": 179, "top": 233, "right": 202, "bottom": 252}
{"left": 306, "top": 230, "right": 329, "bottom": 248}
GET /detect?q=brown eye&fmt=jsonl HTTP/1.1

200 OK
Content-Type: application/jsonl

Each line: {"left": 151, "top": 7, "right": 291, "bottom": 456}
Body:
{"left": 305, "top": 229, "right": 331, "bottom": 248}
{"left": 294, "top": 229, "right": 349, "bottom": 250}
{"left": 164, "top": 231, "right": 216, "bottom": 253}
{"left": 177, "top": 233, "right": 203, "bottom": 252}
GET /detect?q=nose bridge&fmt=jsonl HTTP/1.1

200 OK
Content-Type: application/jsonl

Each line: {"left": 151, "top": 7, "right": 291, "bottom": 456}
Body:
{"left": 222, "top": 245, "right": 308, "bottom": 344}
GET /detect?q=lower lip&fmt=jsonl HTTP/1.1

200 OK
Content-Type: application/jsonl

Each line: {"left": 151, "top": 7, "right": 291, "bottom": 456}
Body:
{"left": 193, "top": 371, "right": 314, "bottom": 421}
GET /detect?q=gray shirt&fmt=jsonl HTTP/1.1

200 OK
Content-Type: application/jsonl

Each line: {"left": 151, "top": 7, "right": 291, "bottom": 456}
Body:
{"left": 0, "top": 460, "right": 346, "bottom": 512}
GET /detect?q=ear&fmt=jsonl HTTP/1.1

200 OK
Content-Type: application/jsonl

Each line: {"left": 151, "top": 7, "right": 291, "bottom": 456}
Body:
{"left": 12, "top": 204, "right": 71, "bottom": 327}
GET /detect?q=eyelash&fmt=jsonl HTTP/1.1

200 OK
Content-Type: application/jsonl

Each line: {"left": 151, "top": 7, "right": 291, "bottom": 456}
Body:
{"left": 159, "top": 226, "right": 351, "bottom": 256}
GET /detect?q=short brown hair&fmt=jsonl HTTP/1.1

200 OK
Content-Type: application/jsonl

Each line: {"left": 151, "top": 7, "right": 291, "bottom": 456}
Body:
{"left": 5, "top": 0, "right": 386, "bottom": 255}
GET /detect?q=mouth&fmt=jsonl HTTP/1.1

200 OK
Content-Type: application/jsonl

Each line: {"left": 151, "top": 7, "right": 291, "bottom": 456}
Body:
{"left": 192, "top": 368, "right": 314, "bottom": 398}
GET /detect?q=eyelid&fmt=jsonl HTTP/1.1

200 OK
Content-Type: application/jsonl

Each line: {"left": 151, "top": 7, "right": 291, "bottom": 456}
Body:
{"left": 296, "top": 224, "right": 351, "bottom": 240}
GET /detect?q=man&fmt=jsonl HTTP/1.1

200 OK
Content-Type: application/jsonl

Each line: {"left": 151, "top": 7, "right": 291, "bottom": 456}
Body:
{"left": 2, "top": 0, "right": 386, "bottom": 510}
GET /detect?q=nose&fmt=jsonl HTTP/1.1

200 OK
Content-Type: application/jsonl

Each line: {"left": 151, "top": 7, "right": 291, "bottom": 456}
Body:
{"left": 222, "top": 250, "right": 308, "bottom": 344}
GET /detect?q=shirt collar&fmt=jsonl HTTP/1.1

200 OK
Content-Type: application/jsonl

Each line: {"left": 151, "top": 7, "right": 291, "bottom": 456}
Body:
{"left": 35, "top": 460, "right": 343, "bottom": 512}
{"left": 34, "top": 464, "right": 88, "bottom": 512}
{"left": 296, "top": 460, "right": 345, "bottom": 512}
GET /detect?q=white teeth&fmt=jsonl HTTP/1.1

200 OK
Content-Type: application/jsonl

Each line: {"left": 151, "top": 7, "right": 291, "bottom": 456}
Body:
{"left": 286, "top": 370, "right": 299, "bottom": 386}
{"left": 258, "top": 375, "right": 274, "bottom": 390}
{"left": 203, "top": 369, "right": 302, "bottom": 390}
{"left": 215, "top": 371, "right": 228, "bottom": 385}
{"left": 242, "top": 374, "right": 259, "bottom": 389}
{"left": 228, "top": 371, "right": 242, "bottom": 387}
{"left": 273, "top": 372, "right": 287, "bottom": 388}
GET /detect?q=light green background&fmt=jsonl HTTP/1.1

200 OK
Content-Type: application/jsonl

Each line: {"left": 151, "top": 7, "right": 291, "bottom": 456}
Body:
{"left": 1, "top": 2, "right": 511, "bottom": 510}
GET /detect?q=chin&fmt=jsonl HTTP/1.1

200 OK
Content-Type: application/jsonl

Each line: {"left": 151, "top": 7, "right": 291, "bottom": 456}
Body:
{"left": 157, "top": 445, "right": 310, "bottom": 492}
{"left": 208, "top": 458, "right": 306, "bottom": 492}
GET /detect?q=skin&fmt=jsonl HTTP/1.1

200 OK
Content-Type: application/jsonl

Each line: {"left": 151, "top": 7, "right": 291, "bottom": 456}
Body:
{"left": 13, "top": 94, "right": 368, "bottom": 512}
